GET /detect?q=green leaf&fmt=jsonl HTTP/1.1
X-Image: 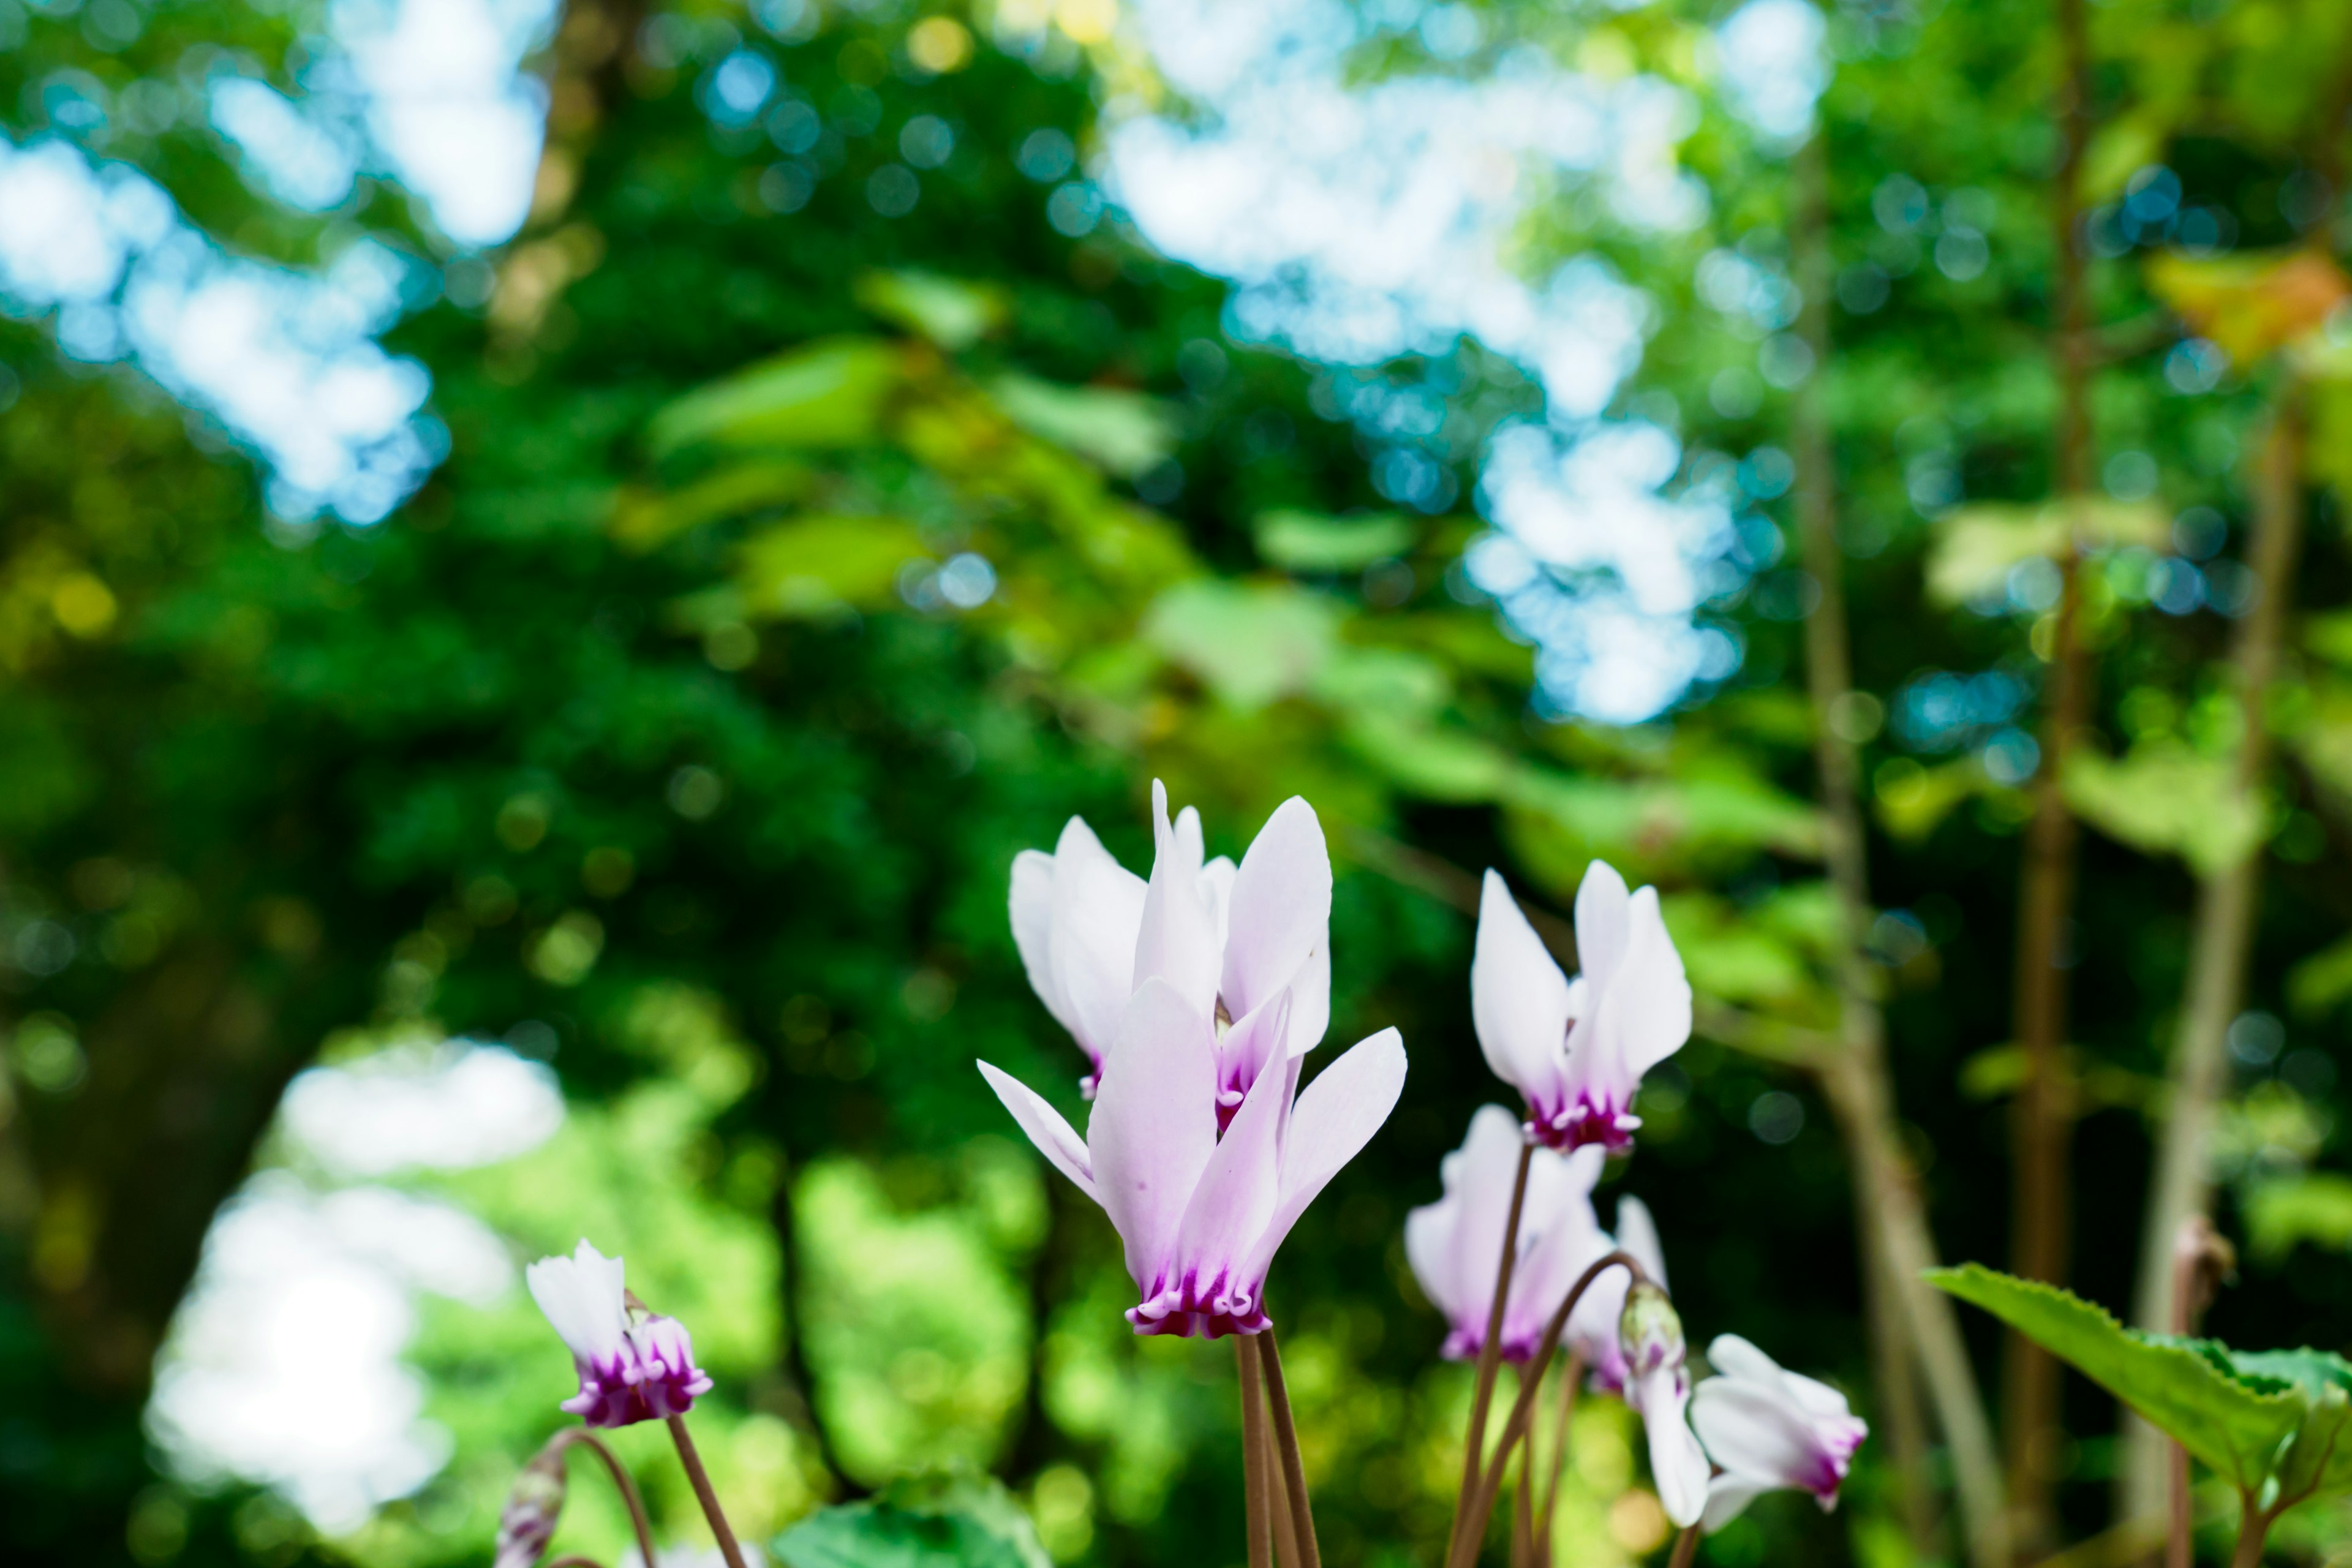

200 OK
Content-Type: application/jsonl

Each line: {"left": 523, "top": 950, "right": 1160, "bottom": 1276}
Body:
{"left": 853, "top": 270, "right": 1009, "bottom": 351}
{"left": 2062, "top": 742, "right": 2264, "bottom": 876}
{"left": 1924, "top": 1264, "right": 2302, "bottom": 1492}
{"left": 774, "top": 1472, "right": 1052, "bottom": 1568}
{"left": 611, "top": 460, "right": 817, "bottom": 551}
{"left": 986, "top": 374, "right": 1174, "bottom": 478}
{"left": 2288, "top": 933, "right": 2352, "bottom": 1017}
{"left": 1926, "top": 499, "right": 2168, "bottom": 604}
{"left": 1253, "top": 510, "right": 1417, "bottom": 572}
{"left": 1142, "top": 579, "right": 1337, "bottom": 710}
{"left": 734, "top": 514, "right": 930, "bottom": 618}
{"left": 648, "top": 339, "right": 906, "bottom": 456}
{"left": 2248, "top": 1172, "right": 2352, "bottom": 1260}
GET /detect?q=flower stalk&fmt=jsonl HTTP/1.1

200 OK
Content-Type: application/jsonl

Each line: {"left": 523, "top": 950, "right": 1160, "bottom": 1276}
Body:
{"left": 1237, "top": 1336, "right": 1275, "bottom": 1568}
{"left": 1260, "top": 1326, "right": 1322, "bottom": 1568}
{"left": 1449, "top": 1140, "right": 1533, "bottom": 1562}
{"left": 666, "top": 1415, "right": 749, "bottom": 1568}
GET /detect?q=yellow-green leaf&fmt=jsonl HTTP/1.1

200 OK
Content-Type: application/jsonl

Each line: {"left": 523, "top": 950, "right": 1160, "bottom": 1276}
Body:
{"left": 987, "top": 374, "right": 1174, "bottom": 479}
{"left": 735, "top": 514, "right": 929, "bottom": 619}
{"left": 649, "top": 338, "right": 907, "bottom": 456}
{"left": 852, "top": 270, "right": 1009, "bottom": 351}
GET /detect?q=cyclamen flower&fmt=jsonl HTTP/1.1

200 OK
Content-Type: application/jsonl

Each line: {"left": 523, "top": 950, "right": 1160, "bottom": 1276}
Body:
{"left": 1404, "top": 1104, "right": 1611, "bottom": 1362}
{"left": 1567, "top": 1191, "right": 1669, "bottom": 1395}
{"left": 493, "top": 1447, "right": 566, "bottom": 1568}
{"left": 981, "top": 977, "right": 1404, "bottom": 1337}
{"left": 1691, "top": 1335, "right": 1869, "bottom": 1530}
{"left": 526, "top": 1240, "right": 714, "bottom": 1427}
{"left": 1619, "top": 1282, "right": 1710, "bottom": 1529}
{"left": 1009, "top": 782, "right": 1332, "bottom": 1110}
{"left": 1472, "top": 863, "right": 1691, "bottom": 1153}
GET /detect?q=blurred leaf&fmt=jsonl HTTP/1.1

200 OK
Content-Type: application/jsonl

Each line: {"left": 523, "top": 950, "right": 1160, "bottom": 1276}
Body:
{"left": 735, "top": 514, "right": 930, "bottom": 618}
{"left": 2081, "top": 110, "right": 2166, "bottom": 203}
{"left": 612, "top": 461, "right": 818, "bottom": 552}
{"left": 774, "top": 1472, "right": 1052, "bottom": 1568}
{"left": 0, "top": 699, "right": 93, "bottom": 835}
{"left": 2290, "top": 934, "right": 2352, "bottom": 1017}
{"left": 2307, "top": 611, "right": 2352, "bottom": 668}
{"left": 2147, "top": 249, "right": 2352, "bottom": 366}
{"left": 986, "top": 374, "right": 1174, "bottom": 478}
{"left": 1659, "top": 892, "right": 1817, "bottom": 1009}
{"left": 1925, "top": 1264, "right": 2340, "bottom": 1494}
{"left": 1254, "top": 510, "right": 1417, "bottom": 572}
{"left": 649, "top": 339, "right": 908, "bottom": 456}
{"left": 2247, "top": 1172, "right": 2352, "bottom": 1261}
{"left": 1927, "top": 499, "right": 2169, "bottom": 605}
{"left": 1143, "top": 579, "right": 1336, "bottom": 710}
{"left": 2063, "top": 742, "right": 2264, "bottom": 875}
{"left": 854, "top": 271, "right": 1009, "bottom": 351}
{"left": 1341, "top": 712, "right": 1514, "bottom": 802}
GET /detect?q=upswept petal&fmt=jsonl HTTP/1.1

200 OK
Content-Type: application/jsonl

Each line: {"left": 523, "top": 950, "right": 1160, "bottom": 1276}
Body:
{"left": 1615, "top": 1195, "right": 1669, "bottom": 1292}
{"left": 1278, "top": 941, "right": 1332, "bottom": 1060}
{"left": 1507, "top": 1146, "right": 1609, "bottom": 1340}
{"left": 1167, "top": 997, "right": 1292, "bottom": 1308}
{"left": 1588, "top": 886, "right": 1692, "bottom": 1082}
{"left": 1433, "top": 1106, "right": 1529, "bottom": 1340}
{"left": 1047, "top": 819, "right": 1148, "bottom": 1060}
{"left": 1215, "top": 990, "right": 1292, "bottom": 1112}
{"left": 1200, "top": 856, "right": 1237, "bottom": 956}
{"left": 1009, "top": 848, "right": 1068, "bottom": 1032}
{"left": 1403, "top": 1200, "right": 1461, "bottom": 1320}
{"left": 526, "top": 1240, "right": 628, "bottom": 1365}
{"left": 976, "top": 1060, "right": 1098, "bottom": 1200}
{"left": 1700, "top": 1474, "right": 1771, "bottom": 1533}
{"left": 1471, "top": 872, "right": 1572, "bottom": 1095}
{"left": 1242, "top": 1027, "right": 1407, "bottom": 1283}
{"left": 1088, "top": 979, "right": 1219, "bottom": 1291}
{"left": 1689, "top": 1377, "right": 1822, "bottom": 1483}
{"left": 1133, "top": 782, "right": 1222, "bottom": 1018}
{"left": 1633, "top": 1367, "right": 1709, "bottom": 1528}
{"left": 1220, "top": 797, "right": 1332, "bottom": 1025}
{"left": 1574, "top": 861, "right": 1632, "bottom": 984}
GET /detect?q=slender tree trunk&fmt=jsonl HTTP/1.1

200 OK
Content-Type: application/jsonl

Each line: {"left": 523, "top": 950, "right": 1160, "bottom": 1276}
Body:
{"left": 1790, "top": 124, "right": 1996, "bottom": 1568}
{"left": 2006, "top": 0, "right": 2097, "bottom": 1546}
{"left": 2120, "top": 388, "right": 2306, "bottom": 1526}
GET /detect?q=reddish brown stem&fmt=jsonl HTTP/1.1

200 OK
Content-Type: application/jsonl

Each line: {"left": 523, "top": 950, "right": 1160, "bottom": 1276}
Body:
{"left": 1260, "top": 1327, "right": 1322, "bottom": 1568}
{"left": 665, "top": 1417, "right": 748, "bottom": 1568}
{"left": 549, "top": 1428, "right": 661, "bottom": 1568}
{"left": 1667, "top": 1526, "right": 1698, "bottom": 1568}
{"left": 1450, "top": 1143, "right": 1534, "bottom": 1563}
{"left": 1238, "top": 1336, "right": 1275, "bottom": 1568}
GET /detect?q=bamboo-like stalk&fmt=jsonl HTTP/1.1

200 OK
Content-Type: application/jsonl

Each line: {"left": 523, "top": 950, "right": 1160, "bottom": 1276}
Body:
{"left": 1259, "top": 1327, "right": 1323, "bottom": 1568}
{"left": 2005, "top": 0, "right": 2099, "bottom": 1547}
{"left": 1238, "top": 1336, "right": 1275, "bottom": 1568}
{"left": 2121, "top": 388, "right": 2307, "bottom": 1528}
{"left": 1449, "top": 1144, "right": 1534, "bottom": 1564}
{"left": 1787, "top": 117, "right": 1972, "bottom": 1568}
{"left": 665, "top": 1417, "right": 750, "bottom": 1568}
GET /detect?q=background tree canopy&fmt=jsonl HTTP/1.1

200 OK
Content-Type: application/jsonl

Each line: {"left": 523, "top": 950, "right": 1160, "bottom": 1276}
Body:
{"left": 5, "top": 0, "right": 2352, "bottom": 1565}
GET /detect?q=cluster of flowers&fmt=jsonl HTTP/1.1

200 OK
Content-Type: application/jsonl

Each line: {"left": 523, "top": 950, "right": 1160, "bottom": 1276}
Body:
{"left": 989, "top": 787, "right": 1869, "bottom": 1537}
{"left": 505, "top": 783, "right": 1866, "bottom": 1565}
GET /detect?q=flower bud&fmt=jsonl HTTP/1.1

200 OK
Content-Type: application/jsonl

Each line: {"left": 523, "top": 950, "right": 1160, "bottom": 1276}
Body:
{"left": 1618, "top": 1280, "right": 1687, "bottom": 1379}
{"left": 494, "top": 1444, "right": 568, "bottom": 1568}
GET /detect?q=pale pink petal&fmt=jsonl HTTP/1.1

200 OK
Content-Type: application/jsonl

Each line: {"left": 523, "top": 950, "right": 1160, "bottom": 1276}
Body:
{"left": 1282, "top": 941, "right": 1332, "bottom": 1058}
{"left": 1009, "top": 847, "right": 1071, "bottom": 1035}
{"left": 1616, "top": 1194, "right": 1669, "bottom": 1293}
{"left": 1088, "top": 978, "right": 1219, "bottom": 1292}
{"left": 1703, "top": 1333, "right": 1782, "bottom": 1384}
{"left": 1471, "top": 871, "right": 1572, "bottom": 1098}
{"left": 1047, "top": 818, "right": 1148, "bottom": 1060}
{"left": 1167, "top": 994, "right": 1292, "bottom": 1306}
{"left": 1574, "top": 861, "right": 1632, "bottom": 984}
{"left": 1215, "top": 989, "right": 1292, "bottom": 1107}
{"left": 1444, "top": 1106, "right": 1532, "bottom": 1337}
{"left": 526, "top": 1240, "right": 628, "bottom": 1365}
{"left": 1701, "top": 1474, "right": 1771, "bottom": 1533}
{"left": 1200, "top": 855, "right": 1237, "bottom": 955}
{"left": 1507, "top": 1145, "right": 1609, "bottom": 1344}
{"left": 1221, "top": 796, "right": 1332, "bottom": 1025}
{"left": 1589, "top": 886, "right": 1691, "bottom": 1082}
{"left": 1634, "top": 1367, "right": 1709, "bottom": 1528}
{"left": 1690, "top": 1378, "right": 1822, "bottom": 1487}
{"left": 1240, "top": 1027, "right": 1408, "bottom": 1283}
{"left": 977, "top": 1060, "right": 1098, "bottom": 1200}
{"left": 1133, "top": 781, "right": 1222, "bottom": 1018}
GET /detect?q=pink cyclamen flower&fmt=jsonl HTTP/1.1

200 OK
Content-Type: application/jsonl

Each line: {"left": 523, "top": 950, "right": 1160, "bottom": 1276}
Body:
{"left": 525, "top": 1240, "right": 714, "bottom": 1427}
{"left": 1404, "top": 1104, "right": 1611, "bottom": 1362}
{"left": 1471, "top": 862, "right": 1691, "bottom": 1153}
{"left": 981, "top": 977, "right": 1404, "bottom": 1337}
{"left": 1619, "top": 1282, "right": 1711, "bottom": 1529}
{"left": 1009, "top": 781, "right": 1331, "bottom": 1112}
{"left": 1691, "top": 1335, "right": 1869, "bottom": 1530}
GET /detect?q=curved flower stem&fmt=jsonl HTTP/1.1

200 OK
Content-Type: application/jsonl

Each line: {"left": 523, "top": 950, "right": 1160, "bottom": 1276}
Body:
{"left": 1450, "top": 1143, "right": 1534, "bottom": 1563}
{"left": 549, "top": 1428, "right": 661, "bottom": 1568}
{"left": 1510, "top": 1392, "right": 1535, "bottom": 1568}
{"left": 2230, "top": 1498, "right": 2272, "bottom": 1568}
{"left": 1259, "top": 1326, "right": 1322, "bottom": 1568}
{"left": 665, "top": 1417, "right": 749, "bottom": 1568}
{"left": 1237, "top": 1336, "right": 1275, "bottom": 1568}
{"left": 1666, "top": 1525, "right": 1698, "bottom": 1568}
{"left": 1534, "top": 1351, "right": 1583, "bottom": 1561}
{"left": 1447, "top": 1253, "right": 1643, "bottom": 1568}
